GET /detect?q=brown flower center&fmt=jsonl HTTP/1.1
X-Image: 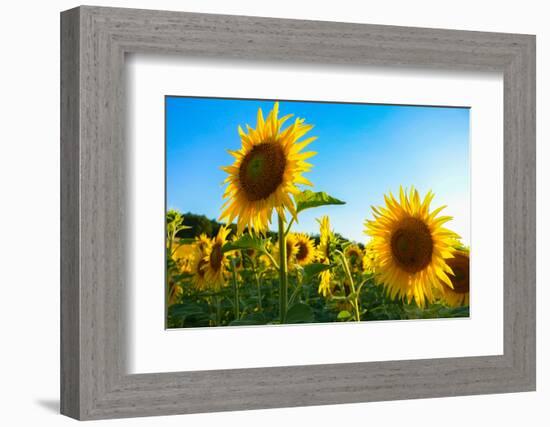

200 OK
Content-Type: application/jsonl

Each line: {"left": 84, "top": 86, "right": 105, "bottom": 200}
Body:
{"left": 448, "top": 253, "right": 470, "bottom": 294}
{"left": 239, "top": 142, "right": 286, "bottom": 201}
{"left": 209, "top": 243, "right": 223, "bottom": 271}
{"left": 296, "top": 242, "right": 309, "bottom": 261}
{"left": 390, "top": 217, "right": 433, "bottom": 273}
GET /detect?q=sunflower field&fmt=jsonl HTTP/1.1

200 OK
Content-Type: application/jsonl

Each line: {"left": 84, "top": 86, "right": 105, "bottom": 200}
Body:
{"left": 166, "top": 102, "right": 470, "bottom": 329}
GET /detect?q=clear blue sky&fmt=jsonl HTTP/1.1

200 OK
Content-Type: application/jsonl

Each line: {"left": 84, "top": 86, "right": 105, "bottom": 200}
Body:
{"left": 166, "top": 97, "right": 470, "bottom": 245}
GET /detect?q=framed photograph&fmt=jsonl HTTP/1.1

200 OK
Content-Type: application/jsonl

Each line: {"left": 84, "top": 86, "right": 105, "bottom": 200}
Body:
{"left": 164, "top": 96, "right": 471, "bottom": 329}
{"left": 61, "top": 6, "right": 536, "bottom": 420}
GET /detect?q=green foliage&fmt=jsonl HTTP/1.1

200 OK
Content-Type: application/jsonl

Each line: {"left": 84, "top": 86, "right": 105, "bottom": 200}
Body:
{"left": 285, "top": 303, "right": 314, "bottom": 324}
{"left": 167, "top": 301, "right": 211, "bottom": 328}
{"left": 403, "top": 304, "right": 470, "bottom": 319}
{"left": 302, "top": 262, "right": 335, "bottom": 283}
{"left": 175, "top": 212, "right": 278, "bottom": 241}
{"left": 165, "top": 210, "right": 470, "bottom": 329}
{"left": 176, "top": 212, "right": 219, "bottom": 238}
{"left": 337, "top": 310, "right": 352, "bottom": 320}
{"left": 222, "top": 234, "right": 270, "bottom": 254}
{"left": 229, "top": 312, "right": 269, "bottom": 326}
{"left": 295, "top": 190, "right": 346, "bottom": 214}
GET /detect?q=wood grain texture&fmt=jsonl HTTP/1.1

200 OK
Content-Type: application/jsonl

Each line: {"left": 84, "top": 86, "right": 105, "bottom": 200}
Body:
{"left": 60, "top": 5, "right": 536, "bottom": 420}
{"left": 60, "top": 7, "right": 80, "bottom": 419}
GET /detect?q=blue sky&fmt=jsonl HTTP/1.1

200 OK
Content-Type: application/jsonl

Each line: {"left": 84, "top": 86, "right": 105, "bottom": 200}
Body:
{"left": 166, "top": 97, "right": 470, "bottom": 245}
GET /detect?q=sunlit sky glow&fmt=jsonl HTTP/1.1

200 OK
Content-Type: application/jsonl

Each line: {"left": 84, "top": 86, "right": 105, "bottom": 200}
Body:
{"left": 166, "top": 97, "right": 470, "bottom": 245}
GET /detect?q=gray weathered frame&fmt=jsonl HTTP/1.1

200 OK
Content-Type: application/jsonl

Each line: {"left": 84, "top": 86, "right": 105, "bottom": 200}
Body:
{"left": 60, "top": 5, "right": 536, "bottom": 420}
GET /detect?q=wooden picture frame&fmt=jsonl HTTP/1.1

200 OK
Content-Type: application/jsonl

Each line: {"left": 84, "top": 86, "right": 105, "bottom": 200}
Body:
{"left": 60, "top": 5, "right": 536, "bottom": 420}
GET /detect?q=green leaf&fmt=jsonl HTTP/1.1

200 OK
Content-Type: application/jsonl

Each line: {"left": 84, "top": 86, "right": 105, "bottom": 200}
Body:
{"left": 171, "top": 273, "right": 193, "bottom": 282}
{"left": 337, "top": 310, "right": 352, "bottom": 320}
{"left": 302, "top": 262, "right": 335, "bottom": 283}
{"left": 285, "top": 303, "right": 314, "bottom": 324}
{"left": 168, "top": 302, "right": 204, "bottom": 318}
{"left": 167, "top": 302, "right": 207, "bottom": 326}
{"left": 222, "top": 234, "right": 269, "bottom": 254}
{"left": 295, "top": 190, "right": 345, "bottom": 214}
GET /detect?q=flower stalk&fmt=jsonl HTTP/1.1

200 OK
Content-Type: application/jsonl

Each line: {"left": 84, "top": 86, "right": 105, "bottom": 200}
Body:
{"left": 337, "top": 250, "right": 361, "bottom": 322}
{"left": 253, "top": 269, "right": 262, "bottom": 311}
{"left": 230, "top": 258, "right": 240, "bottom": 320}
{"left": 278, "top": 214, "right": 288, "bottom": 323}
{"left": 215, "top": 295, "right": 221, "bottom": 326}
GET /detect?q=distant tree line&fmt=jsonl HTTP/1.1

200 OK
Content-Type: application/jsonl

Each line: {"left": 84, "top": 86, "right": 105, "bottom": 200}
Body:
{"left": 173, "top": 211, "right": 359, "bottom": 247}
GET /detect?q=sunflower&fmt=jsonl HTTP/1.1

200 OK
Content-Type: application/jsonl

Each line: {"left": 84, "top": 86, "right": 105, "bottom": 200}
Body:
{"left": 190, "top": 242, "right": 210, "bottom": 291}
{"left": 439, "top": 249, "right": 470, "bottom": 307}
{"left": 168, "top": 282, "right": 183, "bottom": 305}
{"left": 194, "top": 233, "right": 211, "bottom": 253}
{"left": 362, "top": 240, "right": 377, "bottom": 273}
{"left": 219, "top": 102, "right": 317, "bottom": 234}
{"left": 293, "top": 233, "right": 316, "bottom": 266}
{"left": 171, "top": 241, "right": 195, "bottom": 274}
{"left": 317, "top": 216, "right": 331, "bottom": 262}
{"left": 273, "top": 232, "right": 298, "bottom": 265}
{"left": 203, "top": 226, "right": 231, "bottom": 291}
{"left": 364, "top": 186, "right": 459, "bottom": 308}
{"left": 317, "top": 216, "right": 333, "bottom": 297}
{"left": 344, "top": 244, "right": 363, "bottom": 271}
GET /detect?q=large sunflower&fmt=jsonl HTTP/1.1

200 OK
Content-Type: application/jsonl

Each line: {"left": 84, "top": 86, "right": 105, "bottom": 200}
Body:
{"left": 293, "top": 233, "right": 316, "bottom": 266}
{"left": 219, "top": 102, "right": 317, "bottom": 234}
{"left": 364, "top": 186, "right": 459, "bottom": 308}
{"left": 203, "top": 226, "right": 231, "bottom": 291}
{"left": 439, "top": 249, "right": 470, "bottom": 307}
{"left": 317, "top": 216, "right": 333, "bottom": 297}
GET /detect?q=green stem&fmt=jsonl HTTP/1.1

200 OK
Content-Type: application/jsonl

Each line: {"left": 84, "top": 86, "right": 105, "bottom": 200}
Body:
{"left": 254, "top": 270, "right": 262, "bottom": 311}
{"left": 264, "top": 251, "right": 279, "bottom": 270}
{"left": 278, "top": 214, "right": 288, "bottom": 324}
{"left": 246, "top": 253, "right": 263, "bottom": 311}
{"left": 337, "top": 250, "right": 361, "bottom": 322}
{"left": 231, "top": 258, "right": 240, "bottom": 320}
{"left": 215, "top": 295, "right": 221, "bottom": 326}
{"left": 284, "top": 217, "right": 295, "bottom": 236}
{"left": 288, "top": 270, "right": 303, "bottom": 306}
